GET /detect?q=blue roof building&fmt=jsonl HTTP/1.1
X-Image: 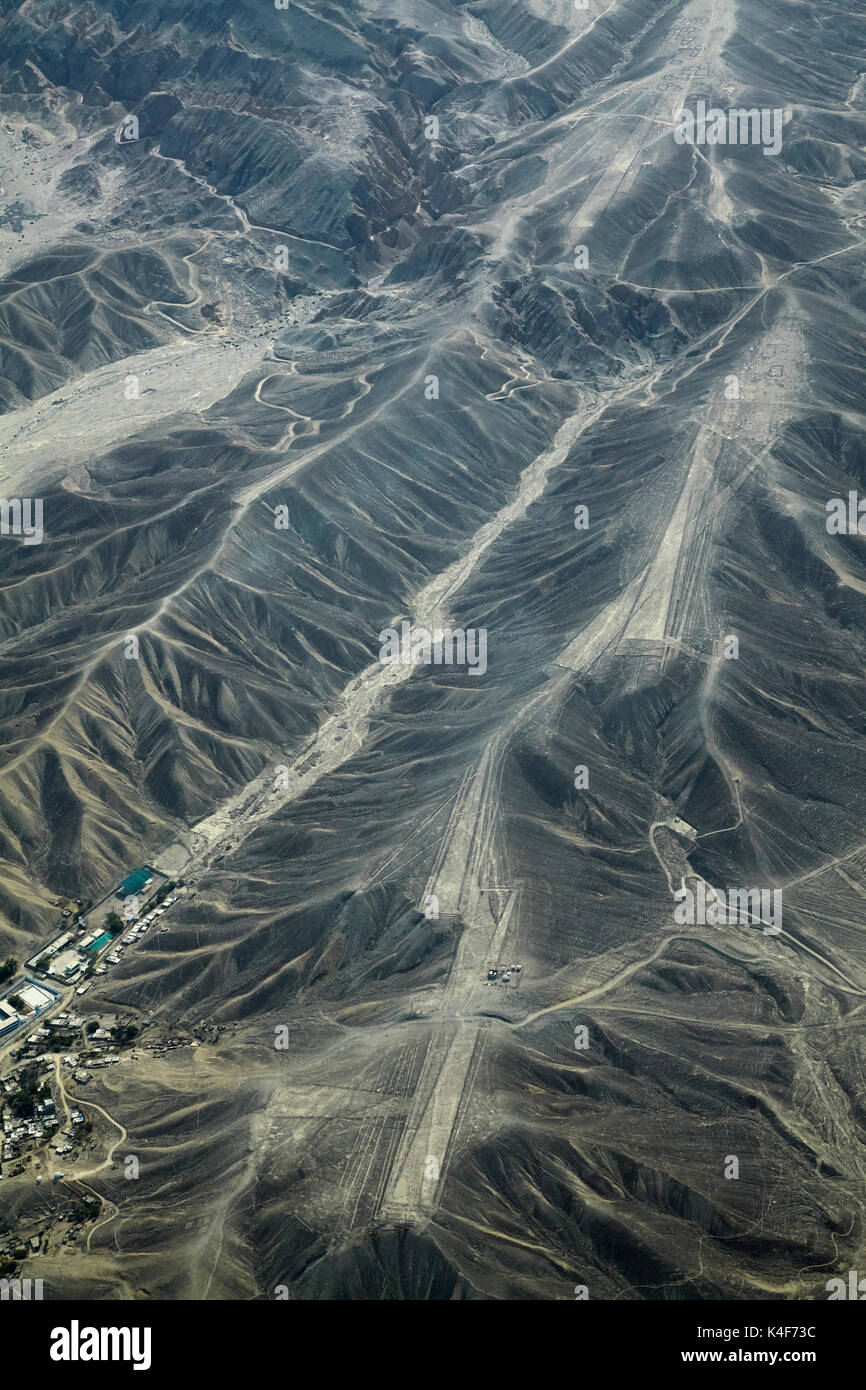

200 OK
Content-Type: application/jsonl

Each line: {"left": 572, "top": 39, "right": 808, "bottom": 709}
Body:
{"left": 116, "top": 867, "right": 155, "bottom": 899}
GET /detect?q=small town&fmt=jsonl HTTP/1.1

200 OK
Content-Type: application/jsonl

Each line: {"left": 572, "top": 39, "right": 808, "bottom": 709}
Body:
{"left": 0, "top": 864, "right": 195, "bottom": 1283}
{"left": 0, "top": 865, "right": 185, "bottom": 1044}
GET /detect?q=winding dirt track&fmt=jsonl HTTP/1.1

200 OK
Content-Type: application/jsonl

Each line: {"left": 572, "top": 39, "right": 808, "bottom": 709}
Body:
{"left": 53, "top": 1059, "right": 128, "bottom": 1252}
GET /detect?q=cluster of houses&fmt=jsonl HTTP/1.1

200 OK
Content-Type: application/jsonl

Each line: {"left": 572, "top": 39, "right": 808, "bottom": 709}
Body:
{"left": 149, "top": 1036, "right": 193, "bottom": 1056}
{"left": 0, "top": 871, "right": 185, "bottom": 1049}
{"left": 16, "top": 1018, "right": 123, "bottom": 1065}
{"left": 1, "top": 1102, "right": 57, "bottom": 1163}
{"left": 1, "top": 1059, "right": 57, "bottom": 1166}
{"left": 13, "top": 1009, "right": 85, "bottom": 1059}
{"left": 20, "top": 867, "right": 173, "bottom": 991}
{"left": 52, "top": 1108, "right": 87, "bottom": 1159}
{"left": 0, "top": 1012, "right": 135, "bottom": 1177}
{"left": 0, "top": 865, "right": 188, "bottom": 1193}
{"left": 87, "top": 888, "right": 180, "bottom": 982}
